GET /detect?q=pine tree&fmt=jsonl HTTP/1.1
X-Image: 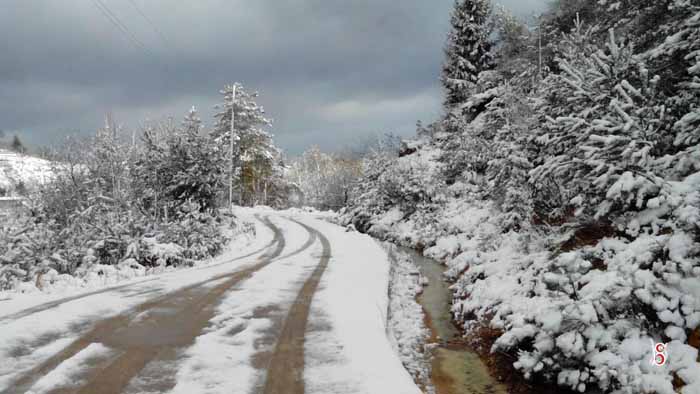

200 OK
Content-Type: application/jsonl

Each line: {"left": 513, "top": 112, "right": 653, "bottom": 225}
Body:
{"left": 87, "top": 116, "right": 130, "bottom": 200}
{"left": 213, "top": 84, "right": 276, "bottom": 205}
{"left": 182, "top": 106, "right": 202, "bottom": 135}
{"left": 132, "top": 110, "right": 223, "bottom": 216}
{"left": 167, "top": 110, "right": 223, "bottom": 213}
{"left": 10, "top": 135, "right": 26, "bottom": 154}
{"left": 649, "top": 5, "right": 700, "bottom": 179}
{"left": 442, "top": 0, "right": 494, "bottom": 110}
{"left": 531, "top": 21, "right": 667, "bottom": 221}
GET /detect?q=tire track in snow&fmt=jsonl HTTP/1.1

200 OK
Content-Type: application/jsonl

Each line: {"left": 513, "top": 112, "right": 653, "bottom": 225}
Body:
{"left": 119, "top": 218, "right": 320, "bottom": 394}
{"left": 4, "top": 216, "right": 288, "bottom": 394}
{"left": 0, "top": 215, "right": 278, "bottom": 324}
{"left": 261, "top": 219, "right": 332, "bottom": 394}
{"left": 0, "top": 279, "right": 157, "bottom": 324}
{"left": 274, "top": 226, "right": 316, "bottom": 261}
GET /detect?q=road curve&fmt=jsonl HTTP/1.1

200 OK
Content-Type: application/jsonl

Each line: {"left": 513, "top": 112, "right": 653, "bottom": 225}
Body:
{"left": 0, "top": 215, "right": 280, "bottom": 324}
{"left": 4, "top": 216, "right": 293, "bottom": 394}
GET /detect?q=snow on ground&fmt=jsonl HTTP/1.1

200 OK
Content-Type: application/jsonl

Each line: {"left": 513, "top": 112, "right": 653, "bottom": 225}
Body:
{"left": 0, "top": 208, "right": 426, "bottom": 394}
{"left": 0, "top": 211, "right": 274, "bottom": 391}
{"left": 385, "top": 244, "right": 433, "bottom": 393}
{"left": 166, "top": 215, "right": 314, "bottom": 393}
{"left": 0, "top": 149, "right": 53, "bottom": 194}
{"left": 172, "top": 210, "right": 422, "bottom": 393}
{"left": 27, "top": 343, "right": 116, "bottom": 394}
{"left": 289, "top": 213, "right": 423, "bottom": 394}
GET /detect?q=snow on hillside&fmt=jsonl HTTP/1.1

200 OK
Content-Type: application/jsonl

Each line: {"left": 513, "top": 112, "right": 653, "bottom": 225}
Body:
{"left": 0, "top": 149, "right": 53, "bottom": 195}
{"left": 341, "top": 137, "right": 700, "bottom": 394}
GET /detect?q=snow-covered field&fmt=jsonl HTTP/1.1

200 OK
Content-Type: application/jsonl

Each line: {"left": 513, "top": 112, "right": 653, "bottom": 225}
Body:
{"left": 0, "top": 208, "right": 423, "bottom": 394}
{"left": 0, "top": 149, "right": 53, "bottom": 195}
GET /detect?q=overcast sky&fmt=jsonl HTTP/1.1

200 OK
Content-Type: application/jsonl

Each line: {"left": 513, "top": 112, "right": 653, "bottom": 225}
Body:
{"left": 0, "top": 0, "right": 547, "bottom": 155}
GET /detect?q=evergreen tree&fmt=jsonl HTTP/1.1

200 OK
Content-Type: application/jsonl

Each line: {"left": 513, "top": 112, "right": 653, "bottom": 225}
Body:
{"left": 86, "top": 116, "right": 130, "bottom": 200}
{"left": 132, "top": 109, "right": 223, "bottom": 216}
{"left": 213, "top": 83, "right": 277, "bottom": 205}
{"left": 11, "top": 135, "right": 26, "bottom": 154}
{"left": 442, "top": 0, "right": 494, "bottom": 110}
{"left": 649, "top": 5, "right": 700, "bottom": 179}
{"left": 531, "top": 21, "right": 667, "bottom": 222}
{"left": 182, "top": 106, "right": 203, "bottom": 135}
{"left": 132, "top": 124, "right": 168, "bottom": 216}
{"left": 166, "top": 109, "right": 223, "bottom": 213}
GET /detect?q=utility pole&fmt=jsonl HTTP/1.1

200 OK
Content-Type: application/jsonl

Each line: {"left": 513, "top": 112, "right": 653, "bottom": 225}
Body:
{"left": 229, "top": 84, "right": 237, "bottom": 213}
{"left": 538, "top": 25, "right": 543, "bottom": 82}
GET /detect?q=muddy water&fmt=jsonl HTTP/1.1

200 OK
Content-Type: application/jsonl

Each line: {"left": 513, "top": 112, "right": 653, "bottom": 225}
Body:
{"left": 399, "top": 247, "right": 508, "bottom": 394}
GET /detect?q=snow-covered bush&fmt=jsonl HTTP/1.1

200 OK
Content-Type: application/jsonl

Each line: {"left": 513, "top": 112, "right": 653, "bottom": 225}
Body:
{"left": 157, "top": 202, "right": 228, "bottom": 261}
{"left": 532, "top": 22, "right": 669, "bottom": 223}
{"left": 455, "top": 174, "right": 700, "bottom": 393}
{"left": 0, "top": 113, "right": 233, "bottom": 290}
{"left": 0, "top": 195, "right": 233, "bottom": 289}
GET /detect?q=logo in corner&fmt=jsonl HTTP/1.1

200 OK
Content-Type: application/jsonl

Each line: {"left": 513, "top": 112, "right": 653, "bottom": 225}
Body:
{"left": 651, "top": 342, "right": 667, "bottom": 366}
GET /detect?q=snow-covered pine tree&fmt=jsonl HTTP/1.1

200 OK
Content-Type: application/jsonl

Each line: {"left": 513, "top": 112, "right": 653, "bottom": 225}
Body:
{"left": 182, "top": 106, "right": 203, "bottom": 135}
{"left": 649, "top": 5, "right": 700, "bottom": 179}
{"left": 87, "top": 115, "right": 131, "bottom": 201}
{"left": 483, "top": 83, "right": 535, "bottom": 231}
{"left": 531, "top": 20, "right": 667, "bottom": 222}
{"left": 213, "top": 84, "right": 276, "bottom": 205}
{"left": 442, "top": 0, "right": 494, "bottom": 110}
{"left": 168, "top": 107, "right": 223, "bottom": 213}
{"left": 492, "top": 6, "right": 534, "bottom": 79}
{"left": 132, "top": 110, "right": 223, "bottom": 216}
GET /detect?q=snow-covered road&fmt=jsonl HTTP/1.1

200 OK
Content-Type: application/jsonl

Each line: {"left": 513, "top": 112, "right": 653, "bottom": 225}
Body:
{"left": 0, "top": 209, "right": 421, "bottom": 394}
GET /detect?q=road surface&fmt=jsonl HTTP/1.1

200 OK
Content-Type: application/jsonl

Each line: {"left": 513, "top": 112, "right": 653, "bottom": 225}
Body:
{"left": 0, "top": 210, "right": 421, "bottom": 394}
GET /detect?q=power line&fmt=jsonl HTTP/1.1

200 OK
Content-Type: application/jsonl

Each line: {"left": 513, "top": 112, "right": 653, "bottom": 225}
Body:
{"left": 91, "top": 0, "right": 150, "bottom": 54}
{"left": 126, "top": 0, "right": 171, "bottom": 48}
{"left": 93, "top": 0, "right": 147, "bottom": 50}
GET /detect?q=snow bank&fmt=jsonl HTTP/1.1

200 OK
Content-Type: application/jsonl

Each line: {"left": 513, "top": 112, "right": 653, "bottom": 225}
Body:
{"left": 385, "top": 244, "right": 433, "bottom": 392}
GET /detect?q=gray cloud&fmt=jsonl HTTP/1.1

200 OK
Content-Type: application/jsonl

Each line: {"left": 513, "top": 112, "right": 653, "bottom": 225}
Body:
{"left": 0, "top": 0, "right": 547, "bottom": 154}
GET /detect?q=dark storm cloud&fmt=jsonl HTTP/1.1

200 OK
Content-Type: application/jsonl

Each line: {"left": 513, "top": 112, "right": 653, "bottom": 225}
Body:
{"left": 0, "top": 0, "right": 547, "bottom": 154}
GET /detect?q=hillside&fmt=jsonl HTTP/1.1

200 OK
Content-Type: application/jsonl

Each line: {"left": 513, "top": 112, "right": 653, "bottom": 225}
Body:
{"left": 0, "top": 149, "right": 53, "bottom": 196}
{"left": 341, "top": 1, "right": 700, "bottom": 393}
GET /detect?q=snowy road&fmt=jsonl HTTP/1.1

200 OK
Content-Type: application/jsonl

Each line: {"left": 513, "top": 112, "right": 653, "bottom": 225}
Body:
{"left": 0, "top": 210, "right": 421, "bottom": 394}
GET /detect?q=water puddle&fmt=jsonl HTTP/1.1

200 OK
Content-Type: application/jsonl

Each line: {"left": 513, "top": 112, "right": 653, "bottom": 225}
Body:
{"left": 399, "top": 246, "right": 509, "bottom": 394}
